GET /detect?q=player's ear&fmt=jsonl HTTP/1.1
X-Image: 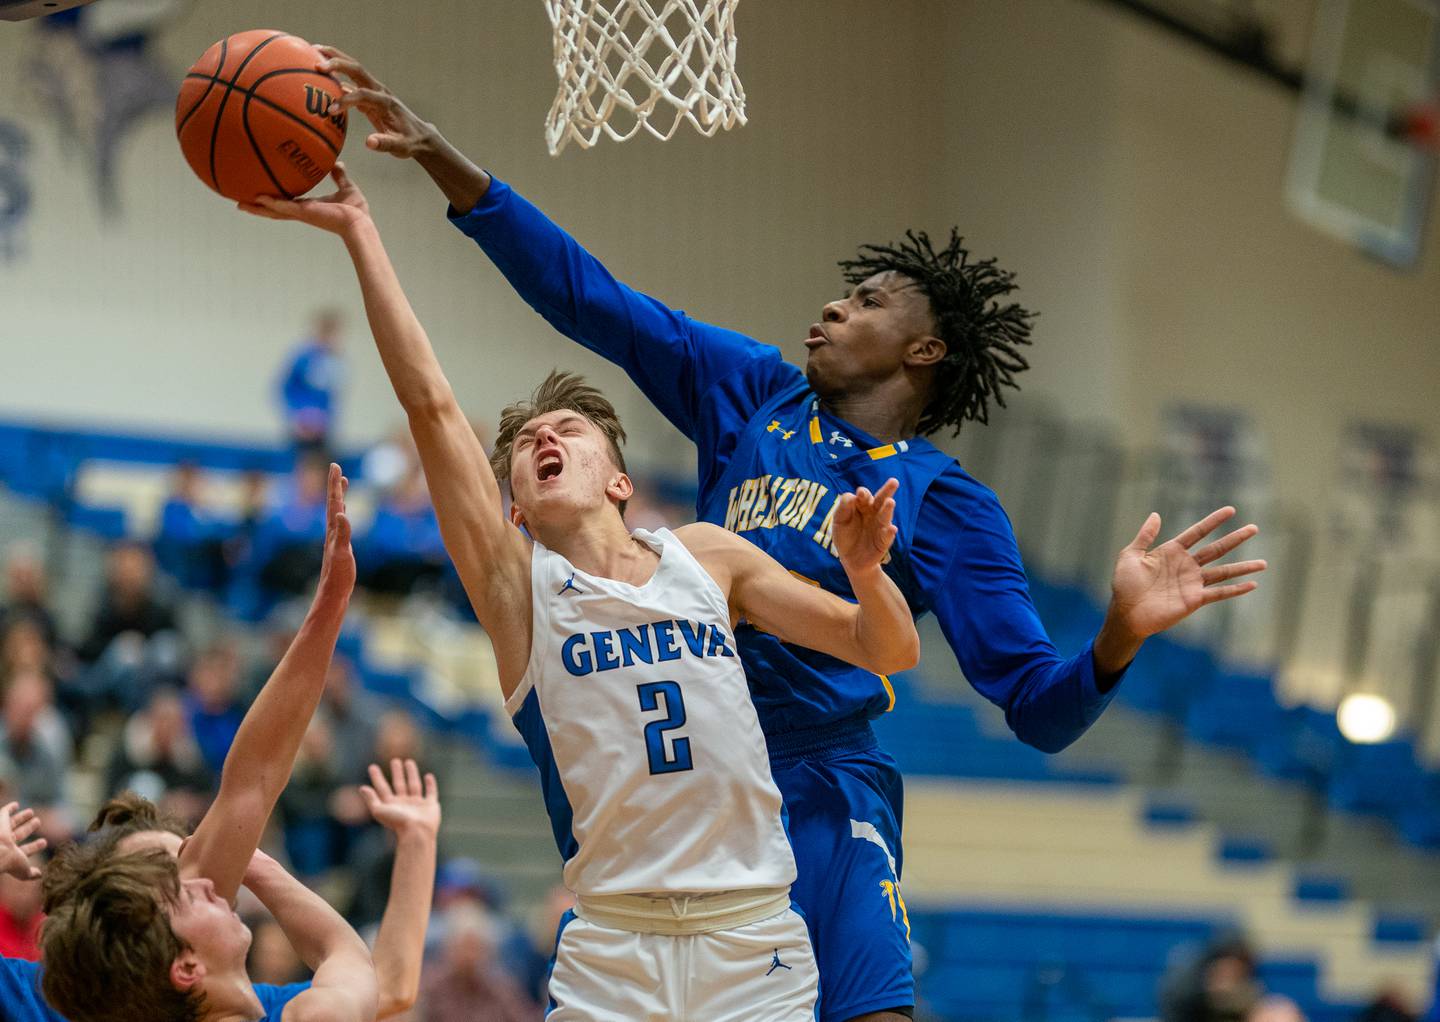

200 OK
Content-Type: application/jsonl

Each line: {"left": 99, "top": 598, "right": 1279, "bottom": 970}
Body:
{"left": 170, "top": 950, "right": 204, "bottom": 992}
{"left": 608, "top": 473, "right": 635, "bottom": 507}
{"left": 509, "top": 502, "right": 528, "bottom": 531}
{"left": 905, "top": 334, "right": 946, "bottom": 369}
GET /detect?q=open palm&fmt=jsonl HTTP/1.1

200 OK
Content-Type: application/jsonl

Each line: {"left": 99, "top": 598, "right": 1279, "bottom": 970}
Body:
{"left": 360, "top": 758, "right": 440, "bottom": 840}
{"left": 239, "top": 163, "right": 370, "bottom": 235}
{"left": 1111, "top": 506, "right": 1265, "bottom": 639}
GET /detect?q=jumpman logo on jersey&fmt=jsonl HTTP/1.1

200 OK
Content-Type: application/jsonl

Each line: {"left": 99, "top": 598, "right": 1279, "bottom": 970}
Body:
{"left": 557, "top": 573, "right": 585, "bottom": 596}
{"left": 766, "top": 419, "right": 796, "bottom": 440}
{"left": 765, "top": 949, "right": 791, "bottom": 976}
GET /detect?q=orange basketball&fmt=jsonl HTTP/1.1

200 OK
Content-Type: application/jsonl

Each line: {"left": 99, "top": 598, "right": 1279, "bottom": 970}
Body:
{"left": 176, "top": 30, "right": 347, "bottom": 204}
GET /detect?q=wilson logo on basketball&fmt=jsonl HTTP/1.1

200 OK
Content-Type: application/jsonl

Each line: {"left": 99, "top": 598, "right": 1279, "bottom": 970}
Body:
{"left": 303, "top": 85, "right": 346, "bottom": 129}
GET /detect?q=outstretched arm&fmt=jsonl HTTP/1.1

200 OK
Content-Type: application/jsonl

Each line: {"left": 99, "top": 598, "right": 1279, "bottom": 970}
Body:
{"left": 914, "top": 476, "right": 1265, "bottom": 753}
{"left": 360, "top": 759, "right": 440, "bottom": 1020}
{"left": 311, "top": 48, "right": 794, "bottom": 444}
{"left": 244, "top": 851, "right": 377, "bottom": 1022}
{"left": 242, "top": 167, "right": 533, "bottom": 689}
{"left": 180, "top": 466, "right": 353, "bottom": 901}
{"left": 682, "top": 480, "right": 919, "bottom": 676}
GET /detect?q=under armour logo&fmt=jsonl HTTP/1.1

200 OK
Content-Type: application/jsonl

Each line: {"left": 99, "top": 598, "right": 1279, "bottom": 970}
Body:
{"left": 557, "top": 573, "right": 585, "bottom": 596}
{"left": 766, "top": 948, "right": 791, "bottom": 976}
{"left": 766, "top": 420, "right": 796, "bottom": 440}
{"left": 828, "top": 431, "right": 854, "bottom": 448}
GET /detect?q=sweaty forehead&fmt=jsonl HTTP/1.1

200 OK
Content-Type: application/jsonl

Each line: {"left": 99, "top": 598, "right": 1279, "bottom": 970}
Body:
{"left": 854, "top": 270, "right": 925, "bottom": 302}
{"left": 519, "top": 410, "right": 592, "bottom": 437}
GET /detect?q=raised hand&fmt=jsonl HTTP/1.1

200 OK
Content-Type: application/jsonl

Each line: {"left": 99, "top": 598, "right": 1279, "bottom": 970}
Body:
{"left": 1109, "top": 506, "right": 1265, "bottom": 641}
{"left": 316, "top": 462, "right": 356, "bottom": 611}
{"left": 238, "top": 163, "right": 370, "bottom": 235}
{"left": 833, "top": 478, "right": 899, "bottom": 576}
{"left": 316, "top": 47, "right": 435, "bottom": 159}
{"left": 0, "top": 802, "right": 46, "bottom": 881}
{"left": 359, "top": 758, "right": 441, "bottom": 840}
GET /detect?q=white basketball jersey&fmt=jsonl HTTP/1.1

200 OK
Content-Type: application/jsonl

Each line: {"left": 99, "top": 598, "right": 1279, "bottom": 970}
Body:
{"left": 505, "top": 528, "right": 797, "bottom": 897}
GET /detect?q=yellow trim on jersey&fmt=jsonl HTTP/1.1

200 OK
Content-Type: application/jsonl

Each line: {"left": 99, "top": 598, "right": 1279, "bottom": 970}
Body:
{"left": 879, "top": 674, "right": 896, "bottom": 712}
{"left": 808, "top": 417, "right": 823, "bottom": 443}
{"left": 867, "top": 441, "right": 910, "bottom": 461}
{"left": 788, "top": 569, "right": 822, "bottom": 588}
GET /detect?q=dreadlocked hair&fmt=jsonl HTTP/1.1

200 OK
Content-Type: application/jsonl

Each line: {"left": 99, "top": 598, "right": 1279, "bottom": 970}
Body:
{"left": 839, "top": 229, "right": 1036, "bottom": 437}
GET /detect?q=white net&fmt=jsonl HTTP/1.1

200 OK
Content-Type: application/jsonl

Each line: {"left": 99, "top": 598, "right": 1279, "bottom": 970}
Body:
{"left": 544, "top": 0, "right": 746, "bottom": 156}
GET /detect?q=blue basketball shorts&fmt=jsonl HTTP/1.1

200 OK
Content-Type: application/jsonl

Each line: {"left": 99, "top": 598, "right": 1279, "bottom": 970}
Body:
{"left": 769, "top": 730, "right": 912, "bottom": 1022}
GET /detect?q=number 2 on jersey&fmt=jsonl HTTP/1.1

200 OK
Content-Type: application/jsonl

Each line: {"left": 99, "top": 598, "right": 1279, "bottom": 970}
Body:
{"left": 636, "top": 680, "right": 693, "bottom": 774}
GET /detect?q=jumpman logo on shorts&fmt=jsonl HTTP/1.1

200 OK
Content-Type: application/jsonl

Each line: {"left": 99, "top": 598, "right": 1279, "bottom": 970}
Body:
{"left": 766, "top": 949, "right": 791, "bottom": 976}
{"left": 557, "top": 573, "right": 585, "bottom": 596}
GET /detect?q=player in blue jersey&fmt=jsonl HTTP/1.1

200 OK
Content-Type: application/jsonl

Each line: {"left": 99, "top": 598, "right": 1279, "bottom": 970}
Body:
{"left": 315, "top": 50, "right": 1266, "bottom": 1022}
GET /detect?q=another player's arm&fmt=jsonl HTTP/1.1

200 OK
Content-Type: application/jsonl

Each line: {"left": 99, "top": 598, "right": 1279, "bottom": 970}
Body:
{"left": 180, "top": 465, "right": 353, "bottom": 902}
{"left": 314, "top": 48, "right": 783, "bottom": 440}
{"left": 682, "top": 480, "right": 919, "bottom": 676}
{"left": 917, "top": 481, "right": 1264, "bottom": 752}
{"left": 360, "top": 759, "right": 440, "bottom": 1020}
{"left": 243, "top": 167, "right": 533, "bottom": 689}
{"left": 243, "top": 851, "right": 377, "bottom": 1022}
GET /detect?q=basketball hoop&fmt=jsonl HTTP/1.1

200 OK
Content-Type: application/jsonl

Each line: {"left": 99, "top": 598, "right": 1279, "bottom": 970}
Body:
{"left": 543, "top": 0, "right": 746, "bottom": 156}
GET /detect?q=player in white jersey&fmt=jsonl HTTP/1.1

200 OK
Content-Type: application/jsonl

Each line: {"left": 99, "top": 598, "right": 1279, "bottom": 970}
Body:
{"left": 245, "top": 166, "right": 921, "bottom": 1021}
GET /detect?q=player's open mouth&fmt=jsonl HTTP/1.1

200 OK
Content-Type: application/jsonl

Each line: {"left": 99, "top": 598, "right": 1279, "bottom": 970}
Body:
{"left": 537, "top": 452, "right": 564, "bottom": 481}
{"left": 804, "top": 324, "right": 828, "bottom": 349}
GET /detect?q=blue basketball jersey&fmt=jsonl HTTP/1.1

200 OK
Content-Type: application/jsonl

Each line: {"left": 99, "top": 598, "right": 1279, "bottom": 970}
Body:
{"left": 452, "top": 178, "right": 1122, "bottom": 750}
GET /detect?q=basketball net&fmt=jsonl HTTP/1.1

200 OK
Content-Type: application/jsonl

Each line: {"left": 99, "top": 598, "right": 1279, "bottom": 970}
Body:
{"left": 544, "top": 0, "right": 746, "bottom": 156}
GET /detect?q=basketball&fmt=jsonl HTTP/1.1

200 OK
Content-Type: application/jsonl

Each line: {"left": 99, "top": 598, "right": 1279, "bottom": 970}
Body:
{"left": 175, "top": 29, "right": 346, "bottom": 204}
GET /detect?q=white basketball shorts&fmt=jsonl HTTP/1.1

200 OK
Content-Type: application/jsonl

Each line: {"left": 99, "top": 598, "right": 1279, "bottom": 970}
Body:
{"left": 545, "top": 905, "right": 819, "bottom": 1021}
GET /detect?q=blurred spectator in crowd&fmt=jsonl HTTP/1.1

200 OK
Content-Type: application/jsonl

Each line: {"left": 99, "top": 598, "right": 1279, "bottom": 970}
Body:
{"left": 75, "top": 540, "right": 182, "bottom": 712}
{"left": 1357, "top": 985, "right": 1417, "bottom": 1022}
{"left": 277, "top": 716, "right": 349, "bottom": 879}
{"left": 247, "top": 916, "right": 308, "bottom": 986}
{"left": 1161, "top": 933, "right": 1262, "bottom": 1022}
{"left": 183, "top": 640, "right": 245, "bottom": 775}
{"left": 501, "top": 883, "right": 575, "bottom": 1005}
{"left": 2, "top": 617, "right": 55, "bottom": 683}
{"left": 419, "top": 902, "right": 538, "bottom": 1022}
{"left": 359, "top": 467, "right": 448, "bottom": 596}
{"left": 105, "top": 687, "right": 212, "bottom": 827}
{"left": 0, "top": 671, "right": 72, "bottom": 841}
{"left": 252, "top": 454, "right": 330, "bottom": 599}
{"left": 1249, "top": 996, "right": 1306, "bottom": 1022}
{"left": 153, "top": 462, "right": 231, "bottom": 591}
{"left": 1, "top": 543, "right": 59, "bottom": 652}
{"left": 277, "top": 309, "right": 345, "bottom": 456}
{"left": 320, "top": 656, "right": 381, "bottom": 784}
{"left": 78, "top": 540, "right": 178, "bottom": 662}
{"left": 2, "top": 667, "right": 71, "bottom": 771}
{"left": 0, "top": 853, "right": 45, "bottom": 960}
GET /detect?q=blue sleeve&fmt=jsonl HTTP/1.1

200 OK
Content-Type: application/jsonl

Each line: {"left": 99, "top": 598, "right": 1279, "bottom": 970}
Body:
{"left": 278, "top": 349, "right": 308, "bottom": 415}
{"left": 0, "top": 957, "right": 63, "bottom": 1022}
{"left": 909, "top": 469, "right": 1123, "bottom": 754}
{"left": 255, "top": 981, "right": 310, "bottom": 1020}
{"left": 448, "top": 178, "right": 798, "bottom": 443}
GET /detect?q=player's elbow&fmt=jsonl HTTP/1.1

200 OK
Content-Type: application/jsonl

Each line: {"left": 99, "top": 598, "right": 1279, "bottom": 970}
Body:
{"left": 871, "top": 634, "right": 920, "bottom": 677}
{"left": 399, "top": 377, "right": 458, "bottom": 419}
{"left": 375, "top": 983, "right": 419, "bottom": 1020}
